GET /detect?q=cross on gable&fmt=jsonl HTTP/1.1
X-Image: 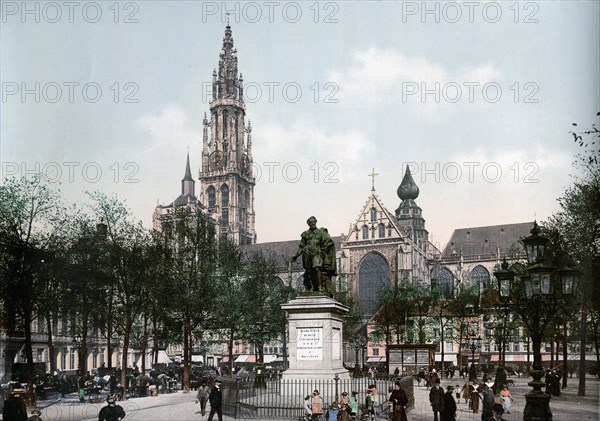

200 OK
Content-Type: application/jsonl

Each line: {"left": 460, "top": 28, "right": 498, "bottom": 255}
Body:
{"left": 368, "top": 168, "right": 379, "bottom": 191}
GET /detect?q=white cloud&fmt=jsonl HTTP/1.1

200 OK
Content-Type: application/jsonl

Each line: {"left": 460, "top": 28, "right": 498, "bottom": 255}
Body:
{"left": 134, "top": 105, "right": 201, "bottom": 152}
{"left": 329, "top": 47, "right": 502, "bottom": 115}
{"left": 255, "top": 118, "right": 372, "bottom": 168}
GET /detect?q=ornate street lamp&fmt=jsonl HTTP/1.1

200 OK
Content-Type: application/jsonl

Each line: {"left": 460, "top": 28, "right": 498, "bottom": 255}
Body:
{"left": 493, "top": 222, "right": 581, "bottom": 421}
{"left": 72, "top": 334, "right": 83, "bottom": 376}
{"left": 468, "top": 326, "right": 481, "bottom": 383}
{"left": 493, "top": 259, "right": 515, "bottom": 394}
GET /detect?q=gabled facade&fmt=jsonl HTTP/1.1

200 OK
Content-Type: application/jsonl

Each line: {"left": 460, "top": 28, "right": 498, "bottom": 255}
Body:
{"left": 340, "top": 168, "right": 440, "bottom": 318}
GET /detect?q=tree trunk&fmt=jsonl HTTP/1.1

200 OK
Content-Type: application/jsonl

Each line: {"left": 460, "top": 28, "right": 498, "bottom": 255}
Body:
{"left": 24, "top": 306, "right": 36, "bottom": 407}
{"left": 228, "top": 331, "right": 234, "bottom": 375}
{"left": 183, "top": 317, "right": 190, "bottom": 392}
{"left": 562, "top": 322, "right": 568, "bottom": 388}
{"left": 107, "top": 291, "right": 114, "bottom": 369}
{"left": 81, "top": 312, "right": 88, "bottom": 376}
{"left": 578, "top": 302, "right": 587, "bottom": 396}
{"left": 121, "top": 329, "right": 130, "bottom": 400}
{"left": 141, "top": 314, "right": 148, "bottom": 375}
{"left": 440, "top": 316, "right": 445, "bottom": 379}
{"left": 46, "top": 314, "right": 56, "bottom": 374}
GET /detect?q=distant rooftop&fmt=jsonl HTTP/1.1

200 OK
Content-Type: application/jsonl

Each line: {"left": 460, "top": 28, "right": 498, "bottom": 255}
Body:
{"left": 440, "top": 222, "right": 533, "bottom": 262}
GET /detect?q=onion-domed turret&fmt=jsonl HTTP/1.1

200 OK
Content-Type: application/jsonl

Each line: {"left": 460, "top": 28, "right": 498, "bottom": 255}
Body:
{"left": 397, "top": 167, "right": 419, "bottom": 201}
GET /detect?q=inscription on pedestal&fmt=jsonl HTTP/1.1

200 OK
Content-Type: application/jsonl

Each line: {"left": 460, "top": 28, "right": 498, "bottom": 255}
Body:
{"left": 297, "top": 327, "right": 323, "bottom": 361}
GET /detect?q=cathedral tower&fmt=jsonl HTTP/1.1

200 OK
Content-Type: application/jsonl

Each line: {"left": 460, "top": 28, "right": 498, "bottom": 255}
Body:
{"left": 199, "top": 25, "right": 256, "bottom": 245}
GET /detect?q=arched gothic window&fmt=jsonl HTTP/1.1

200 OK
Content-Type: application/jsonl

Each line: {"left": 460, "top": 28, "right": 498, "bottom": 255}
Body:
{"left": 471, "top": 265, "right": 490, "bottom": 289}
{"left": 362, "top": 225, "right": 369, "bottom": 240}
{"left": 370, "top": 207, "right": 377, "bottom": 222}
{"left": 220, "top": 184, "right": 229, "bottom": 207}
{"left": 207, "top": 186, "right": 216, "bottom": 208}
{"left": 378, "top": 223, "right": 386, "bottom": 238}
{"left": 358, "top": 252, "right": 390, "bottom": 315}
{"left": 435, "top": 268, "right": 454, "bottom": 299}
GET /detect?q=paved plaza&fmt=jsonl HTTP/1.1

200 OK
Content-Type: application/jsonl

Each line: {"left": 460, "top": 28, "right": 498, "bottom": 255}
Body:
{"left": 5, "top": 375, "right": 598, "bottom": 420}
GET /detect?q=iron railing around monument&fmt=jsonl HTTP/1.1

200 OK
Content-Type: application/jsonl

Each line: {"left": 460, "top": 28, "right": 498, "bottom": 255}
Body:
{"left": 220, "top": 375, "right": 414, "bottom": 419}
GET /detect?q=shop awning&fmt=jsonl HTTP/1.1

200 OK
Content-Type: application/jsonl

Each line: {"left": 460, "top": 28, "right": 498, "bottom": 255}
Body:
{"left": 367, "top": 357, "right": 386, "bottom": 363}
{"left": 156, "top": 350, "right": 173, "bottom": 364}
{"left": 490, "top": 355, "right": 527, "bottom": 362}
{"left": 435, "top": 355, "right": 456, "bottom": 362}
{"left": 234, "top": 354, "right": 279, "bottom": 364}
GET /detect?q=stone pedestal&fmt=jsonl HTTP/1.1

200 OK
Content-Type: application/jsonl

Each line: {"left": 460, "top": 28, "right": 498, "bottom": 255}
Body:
{"left": 281, "top": 295, "right": 350, "bottom": 381}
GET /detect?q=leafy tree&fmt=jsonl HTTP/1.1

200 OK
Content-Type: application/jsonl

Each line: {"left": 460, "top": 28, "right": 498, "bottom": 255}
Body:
{"left": 402, "top": 282, "right": 433, "bottom": 344}
{"left": 88, "top": 192, "right": 150, "bottom": 399}
{"left": 160, "top": 207, "right": 218, "bottom": 391}
{"left": 371, "top": 286, "right": 405, "bottom": 346}
{"left": 0, "top": 175, "right": 67, "bottom": 405}
{"left": 448, "top": 285, "right": 479, "bottom": 372}
{"left": 545, "top": 114, "right": 600, "bottom": 394}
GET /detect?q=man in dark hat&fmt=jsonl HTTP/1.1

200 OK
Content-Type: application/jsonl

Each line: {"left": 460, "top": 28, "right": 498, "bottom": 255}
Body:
{"left": 429, "top": 378, "right": 445, "bottom": 421}
{"left": 442, "top": 385, "right": 457, "bottom": 421}
{"left": 389, "top": 381, "right": 409, "bottom": 421}
{"left": 208, "top": 379, "right": 223, "bottom": 421}
{"left": 2, "top": 390, "right": 27, "bottom": 421}
{"left": 98, "top": 396, "right": 126, "bottom": 421}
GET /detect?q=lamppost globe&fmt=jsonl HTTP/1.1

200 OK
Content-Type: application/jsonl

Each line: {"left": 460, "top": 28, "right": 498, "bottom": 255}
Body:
{"left": 522, "top": 221, "right": 549, "bottom": 265}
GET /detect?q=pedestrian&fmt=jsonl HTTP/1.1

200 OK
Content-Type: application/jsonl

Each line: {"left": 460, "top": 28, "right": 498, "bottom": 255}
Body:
{"left": 326, "top": 401, "right": 339, "bottom": 421}
{"left": 349, "top": 391, "right": 359, "bottom": 419}
{"left": 429, "top": 378, "right": 445, "bottom": 421}
{"left": 499, "top": 385, "right": 512, "bottom": 414}
{"left": 195, "top": 382, "right": 210, "bottom": 416}
{"left": 470, "top": 383, "right": 480, "bottom": 413}
{"left": 207, "top": 379, "right": 223, "bottom": 421}
{"left": 2, "top": 391, "right": 28, "bottom": 421}
{"left": 340, "top": 391, "right": 350, "bottom": 408}
{"left": 441, "top": 385, "right": 457, "bottom": 421}
{"left": 365, "top": 389, "right": 375, "bottom": 421}
{"left": 303, "top": 395, "right": 312, "bottom": 421}
{"left": 454, "top": 384, "right": 461, "bottom": 401}
{"left": 551, "top": 369, "right": 561, "bottom": 396}
{"left": 462, "top": 381, "right": 470, "bottom": 404}
{"left": 310, "top": 390, "right": 323, "bottom": 420}
{"left": 27, "top": 409, "right": 43, "bottom": 421}
{"left": 389, "top": 381, "right": 408, "bottom": 421}
{"left": 98, "top": 396, "right": 126, "bottom": 421}
{"left": 480, "top": 384, "right": 495, "bottom": 421}
{"left": 489, "top": 403, "right": 508, "bottom": 421}
{"left": 339, "top": 402, "right": 351, "bottom": 421}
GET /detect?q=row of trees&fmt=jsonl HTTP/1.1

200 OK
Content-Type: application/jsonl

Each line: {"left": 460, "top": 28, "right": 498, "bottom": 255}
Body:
{"left": 0, "top": 179, "right": 292, "bottom": 405}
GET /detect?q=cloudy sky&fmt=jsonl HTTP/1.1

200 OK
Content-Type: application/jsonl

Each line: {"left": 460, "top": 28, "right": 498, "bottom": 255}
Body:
{"left": 1, "top": 1, "right": 598, "bottom": 250}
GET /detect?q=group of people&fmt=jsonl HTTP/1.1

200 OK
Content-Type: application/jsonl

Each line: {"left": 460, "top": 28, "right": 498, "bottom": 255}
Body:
{"left": 431, "top": 378, "right": 513, "bottom": 421}
{"left": 195, "top": 379, "right": 223, "bottom": 421}
{"left": 300, "top": 381, "right": 409, "bottom": 421}
{"left": 545, "top": 369, "right": 562, "bottom": 396}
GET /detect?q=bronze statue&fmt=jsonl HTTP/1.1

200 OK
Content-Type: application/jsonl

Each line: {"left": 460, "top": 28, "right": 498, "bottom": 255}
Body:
{"left": 291, "top": 216, "right": 337, "bottom": 296}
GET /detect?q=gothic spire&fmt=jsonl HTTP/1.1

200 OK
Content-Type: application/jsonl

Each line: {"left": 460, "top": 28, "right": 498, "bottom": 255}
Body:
{"left": 181, "top": 152, "right": 195, "bottom": 197}
{"left": 217, "top": 25, "right": 240, "bottom": 100}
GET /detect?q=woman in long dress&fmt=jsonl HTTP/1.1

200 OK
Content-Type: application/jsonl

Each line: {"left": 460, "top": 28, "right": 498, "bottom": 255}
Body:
{"left": 470, "top": 383, "right": 480, "bottom": 413}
